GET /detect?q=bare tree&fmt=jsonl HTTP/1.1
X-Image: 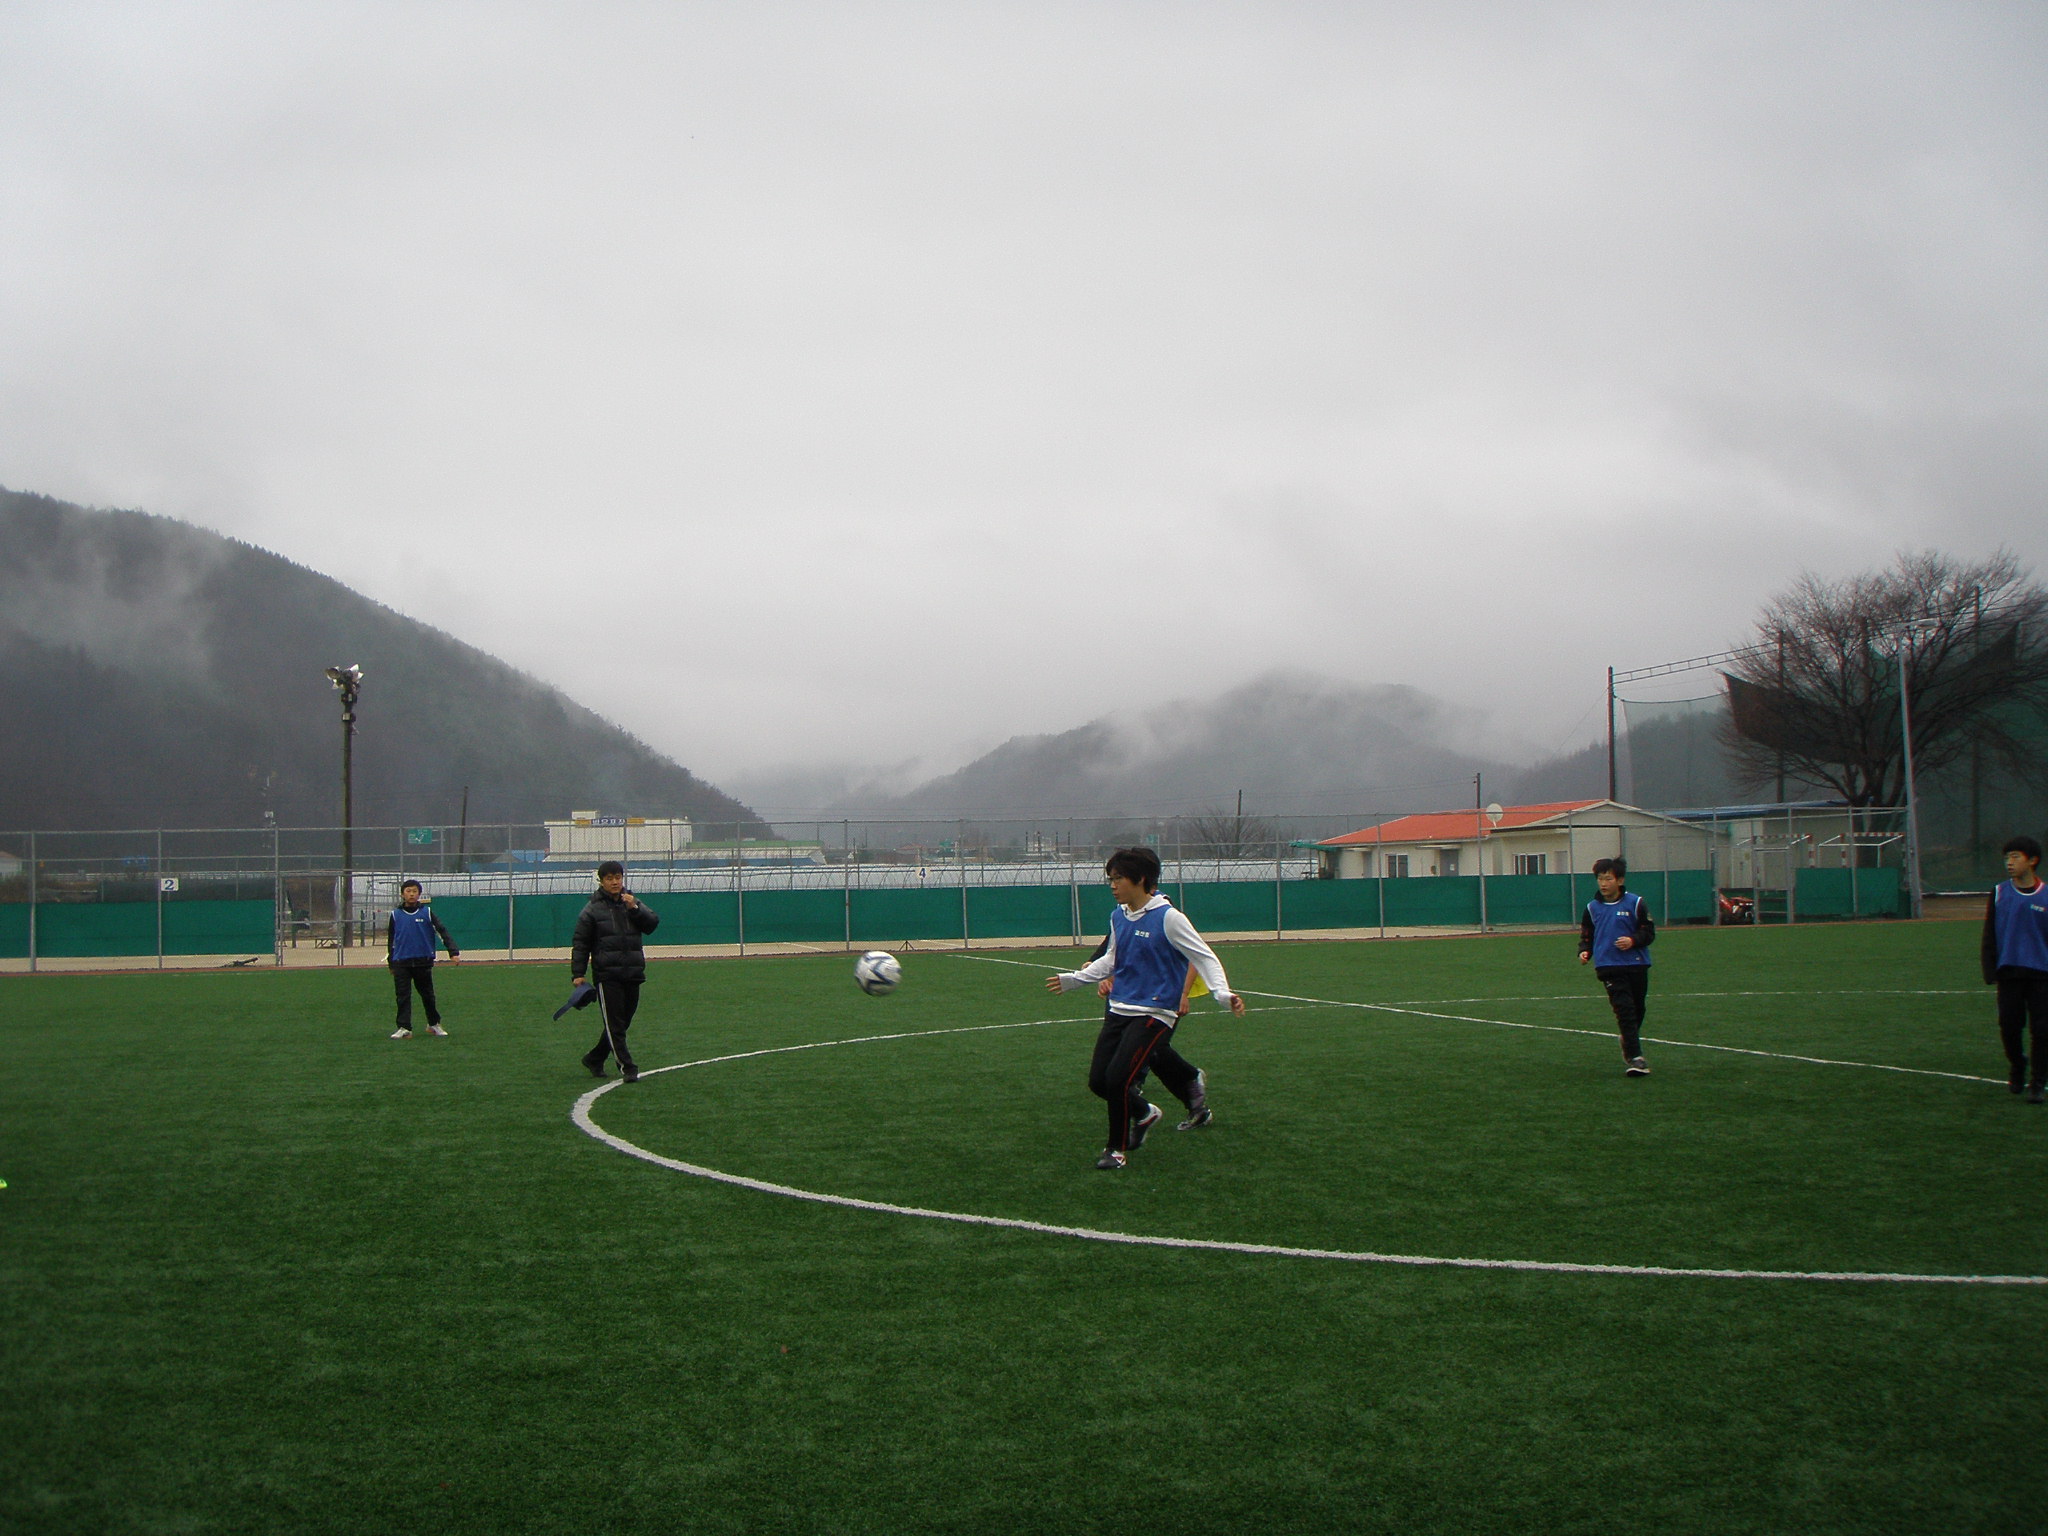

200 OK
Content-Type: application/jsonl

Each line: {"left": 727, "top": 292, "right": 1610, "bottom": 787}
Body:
{"left": 1722, "top": 551, "right": 2048, "bottom": 806}
{"left": 1172, "top": 807, "right": 1280, "bottom": 860}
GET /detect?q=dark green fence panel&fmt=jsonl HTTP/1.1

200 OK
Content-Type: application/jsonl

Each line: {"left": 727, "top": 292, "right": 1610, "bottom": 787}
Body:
{"left": 1481, "top": 873, "right": 1576, "bottom": 926}
{"left": 850, "top": 888, "right": 968, "bottom": 944}
{"left": 1663, "top": 869, "right": 1716, "bottom": 922}
{"left": 1279, "top": 880, "right": 1384, "bottom": 931}
{"left": 1175, "top": 880, "right": 1278, "bottom": 932}
{"left": 0, "top": 905, "right": 27, "bottom": 959}
{"left": 1382, "top": 877, "right": 1482, "bottom": 927}
{"left": 162, "top": 900, "right": 274, "bottom": 955}
{"left": 742, "top": 889, "right": 847, "bottom": 944}
{"left": 1794, "top": 866, "right": 1905, "bottom": 919}
{"left": 424, "top": 896, "right": 510, "bottom": 952}
{"left": 29, "top": 903, "right": 156, "bottom": 957}
{"left": 512, "top": 893, "right": 591, "bottom": 950}
{"left": 967, "top": 885, "right": 1077, "bottom": 940}
{"left": 659, "top": 891, "right": 742, "bottom": 946}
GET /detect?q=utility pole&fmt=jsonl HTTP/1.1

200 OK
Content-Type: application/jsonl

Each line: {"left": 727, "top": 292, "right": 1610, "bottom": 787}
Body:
{"left": 1605, "top": 668, "right": 1617, "bottom": 801}
{"left": 325, "top": 665, "right": 363, "bottom": 947}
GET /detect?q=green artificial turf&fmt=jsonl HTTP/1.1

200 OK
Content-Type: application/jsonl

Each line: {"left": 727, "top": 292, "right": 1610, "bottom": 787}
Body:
{"left": 3, "top": 923, "right": 2044, "bottom": 1535}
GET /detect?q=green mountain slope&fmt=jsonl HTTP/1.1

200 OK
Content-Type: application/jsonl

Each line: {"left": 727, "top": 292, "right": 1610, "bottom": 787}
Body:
{"left": 0, "top": 489, "right": 762, "bottom": 832}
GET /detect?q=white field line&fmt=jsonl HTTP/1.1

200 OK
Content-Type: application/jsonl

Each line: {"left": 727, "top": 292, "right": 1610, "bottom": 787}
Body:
{"left": 572, "top": 1009, "right": 2046, "bottom": 1288}
{"left": 955, "top": 951, "right": 1999, "bottom": 1085}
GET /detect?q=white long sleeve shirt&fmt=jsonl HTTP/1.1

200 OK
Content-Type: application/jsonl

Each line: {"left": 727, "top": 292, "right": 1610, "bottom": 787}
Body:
{"left": 1054, "top": 893, "right": 1235, "bottom": 1023}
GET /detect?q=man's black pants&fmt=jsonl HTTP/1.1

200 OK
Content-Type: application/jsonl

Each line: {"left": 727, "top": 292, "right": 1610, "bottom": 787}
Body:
{"left": 584, "top": 979, "right": 641, "bottom": 1075}
{"left": 391, "top": 960, "right": 440, "bottom": 1029}
{"left": 1996, "top": 969, "right": 2048, "bottom": 1085}
{"left": 1595, "top": 966, "right": 1650, "bottom": 1058}
{"left": 1089, "top": 1012, "right": 1196, "bottom": 1151}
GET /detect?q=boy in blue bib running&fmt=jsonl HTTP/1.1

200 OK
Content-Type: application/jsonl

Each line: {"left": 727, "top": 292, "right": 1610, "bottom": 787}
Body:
{"left": 1047, "top": 847, "right": 1245, "bottom": 1170}
{"left": 1578, "top": 857, "right": 1655, "bottom": 1076}
{"left": 1981, "top": 835, "right": 2048, "bottom": 1103}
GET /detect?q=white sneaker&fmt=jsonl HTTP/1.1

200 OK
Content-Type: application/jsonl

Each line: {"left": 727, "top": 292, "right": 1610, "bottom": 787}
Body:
{"left": 1625, "top": 1057, "right": 1650, "bottom": 1076}
{"left": 426, "top": 1024, "right": 448, "bottom": 1037}
{"left": 1128, "top": 1102, "right": 1163, "bottom": 1150}
{"left": 390, "top": 1029, "right": 412, "bottom": 1039}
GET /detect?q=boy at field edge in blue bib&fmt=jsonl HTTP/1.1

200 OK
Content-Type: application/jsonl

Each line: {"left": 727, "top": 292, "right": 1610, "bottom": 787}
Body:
{"left": 1046, "top": 846, "right": 1248, "bottom": 1171}
{"left": 1578, "top": 857, "right": 1656, "bottom": 1076}
{"left": 1981, "top": 835, "right": 2048, "bottom": 1104}
{"left": 386, "top": 879, "right": 460, "bottom": 1038}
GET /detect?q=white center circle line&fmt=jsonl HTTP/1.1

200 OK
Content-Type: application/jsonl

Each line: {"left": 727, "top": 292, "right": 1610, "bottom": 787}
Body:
{"left": 572, "top": 1005, "right": 2047, "bottom": 1288}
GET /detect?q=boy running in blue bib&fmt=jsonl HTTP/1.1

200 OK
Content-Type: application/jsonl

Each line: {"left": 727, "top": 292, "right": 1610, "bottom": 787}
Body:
{"left": 1578, "top": 857, "right": 1654, "bottom": 1076}
{"left": 1981, "top": 835, "right": 2048, "bottom": 1104}
{"left": 1047, "top": 847, "right": 1244, "bottom": 1170}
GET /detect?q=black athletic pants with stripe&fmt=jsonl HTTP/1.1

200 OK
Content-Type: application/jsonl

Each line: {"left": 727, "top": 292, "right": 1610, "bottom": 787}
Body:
{"left": 1596, "top": 966, "right": 1649, "bottom": 1059}
{"left": 1996, "top": 969, "right": 2048, "bottom": 1085}
{"left": 391, "top": 960, "right": 440, "bottom": 1029}
{"left": 583, "top": 979, "right": 641, "bottom": 1075}
{"left": 1090, "top": 1011, "right": 1200, "bottom": 1151}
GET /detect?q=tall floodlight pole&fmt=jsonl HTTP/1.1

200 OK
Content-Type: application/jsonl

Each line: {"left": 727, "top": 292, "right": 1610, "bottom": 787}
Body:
{"left": 325, "top": 665, "right": 364, "bottom": 947}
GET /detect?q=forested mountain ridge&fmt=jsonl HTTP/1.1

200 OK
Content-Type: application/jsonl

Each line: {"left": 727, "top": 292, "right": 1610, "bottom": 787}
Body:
{"left": 0, "top": 489, "right": 763, "bottom": 831}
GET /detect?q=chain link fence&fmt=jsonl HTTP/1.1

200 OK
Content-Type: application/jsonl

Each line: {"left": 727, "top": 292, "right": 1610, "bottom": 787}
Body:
{"left": 0, "top": 806, "right": 1910, "bottom": 968}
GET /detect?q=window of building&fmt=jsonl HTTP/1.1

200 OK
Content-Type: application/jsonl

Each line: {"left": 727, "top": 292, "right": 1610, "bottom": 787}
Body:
{"left": 1514, "top": 852, "right": 1549, "bottom": 876}
{"left": 1386, "top": 853, "right": 1410, "bottom": 878}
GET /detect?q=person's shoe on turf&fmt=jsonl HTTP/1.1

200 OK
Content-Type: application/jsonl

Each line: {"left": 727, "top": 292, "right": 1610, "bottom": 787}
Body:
{"left": 622, "top": 1068, "right": 640, "bottom": 1083}
{"left": 1625, "top": 1057, "right": 1650, "bottom": 1076}
{"left": 426, "top": 1023, "right": 448, "bottom": 1037}
{"left": 1128, "top": 1101, "right": 1162, "bottom": 1150}
{"left": 2029, "top": 1082, "right": 2046, "bottom": 1105}
{"left": 1095, "top": 1149, "right": 1126, "bottom": 1171}
{"left": 582, "top": 1055, "right": 607, "bottom": 1078}
{"left": 2011, "top": 1060, "right": 2028, "bottom": 1094}
{"left": 1177, "top": 1105, "right": 1213, "bottom": 1130}
{"left": 390, "top": 1028, "right": 411, "bottom": 1039}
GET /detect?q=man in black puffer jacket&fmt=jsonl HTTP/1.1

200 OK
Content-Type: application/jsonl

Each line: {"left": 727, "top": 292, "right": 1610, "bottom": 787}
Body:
{"left": 571, "top": 860, "right": 661, "bottom": 1082}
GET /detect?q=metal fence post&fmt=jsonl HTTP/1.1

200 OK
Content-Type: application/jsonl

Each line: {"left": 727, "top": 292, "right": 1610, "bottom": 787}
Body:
{"left": 273, "top": 824, "right": 284, "bottom": 965}
{"left": 1376, "top": 819, "right": 1385, "bottom": 940}
{"left": 843, "top": 818, "right": 852, "bottom": 951}
{"left": 1273, "top": 828, "right": 1284, "bottom": 939}
{"left": 156, "top": 827, "right": 165, "bottom": 970}
{"left": 959, "top": 819, "right": 970, "bottom": 950}
{"left": 1660, "top": 822, "right": 1670, "bottom": 923}
{"left": 27, "top": 829, "right": 36, "bottom": 973}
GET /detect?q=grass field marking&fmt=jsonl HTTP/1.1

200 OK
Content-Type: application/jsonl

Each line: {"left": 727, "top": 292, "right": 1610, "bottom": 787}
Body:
{"left": 1239, "top": 988, "right": 2008, "bottom": 1087}
{"left": 950, "top": 952, "right": 2004, "bottom": 1083}
{"left": 573, "top": 1020, "right": 2048, "bottom": 1288}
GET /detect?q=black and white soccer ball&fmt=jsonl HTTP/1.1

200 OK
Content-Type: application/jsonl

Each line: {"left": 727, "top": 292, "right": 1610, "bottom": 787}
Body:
{"left": 853, "top": 950, "right": 903, "bottom": 996}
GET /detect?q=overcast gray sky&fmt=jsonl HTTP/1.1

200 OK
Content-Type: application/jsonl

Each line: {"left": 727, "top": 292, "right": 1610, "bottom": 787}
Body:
{"left": 3, "top": 1, "right": 2043, "bottom": 792}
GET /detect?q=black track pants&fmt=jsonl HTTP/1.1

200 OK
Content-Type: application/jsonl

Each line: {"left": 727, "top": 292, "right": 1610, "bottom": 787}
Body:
{"left": 1596, "top": 966, "right": 1650, "bottom": 1059}
{"left": 585, "top": 979, "right": 642, "bottom": 1074}
{"left": 1089, "top": 1013, "right": 1178, "bottom": 1151}
{"left": 1996, "top": 970, "right": 2048, "bottom": 1085}
{"left": 391, "top": 960, "right": 440, "bottom": 1028}
{"left": 1093, "top": 1006, "right": 1202, "bottom": 1112}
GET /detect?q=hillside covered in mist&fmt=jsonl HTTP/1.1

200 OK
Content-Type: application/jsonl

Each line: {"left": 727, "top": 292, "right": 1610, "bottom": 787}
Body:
{"left": 0, "top": 490, "right": 763, "bottom": 831}
{"left": 812, "top": 672, "right": 1611, "bottom": 823}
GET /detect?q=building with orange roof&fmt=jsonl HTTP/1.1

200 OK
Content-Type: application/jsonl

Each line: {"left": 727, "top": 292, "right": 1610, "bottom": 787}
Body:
{"left": 1315, "top": 798, "right": 1711, "bottom": 880}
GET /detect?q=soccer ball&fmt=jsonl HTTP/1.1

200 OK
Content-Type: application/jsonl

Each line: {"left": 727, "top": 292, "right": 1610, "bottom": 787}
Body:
{"left": 853, "top": 950, "right": 902, "bottom": 996}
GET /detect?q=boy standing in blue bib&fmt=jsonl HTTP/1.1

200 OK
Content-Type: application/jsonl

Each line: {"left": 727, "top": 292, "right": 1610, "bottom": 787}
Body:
{"left": 1981, "top": 835, "right": 2048, "bottom": 1104}
{"left": 386, "top": 879, "right": 460, "bottom": 1039}
{"left": 1047, "top": 847, "right": 1245, "bottom": 1170}
{"left": 1578, "top": 857, "right": 1655, "bottom": 1076}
